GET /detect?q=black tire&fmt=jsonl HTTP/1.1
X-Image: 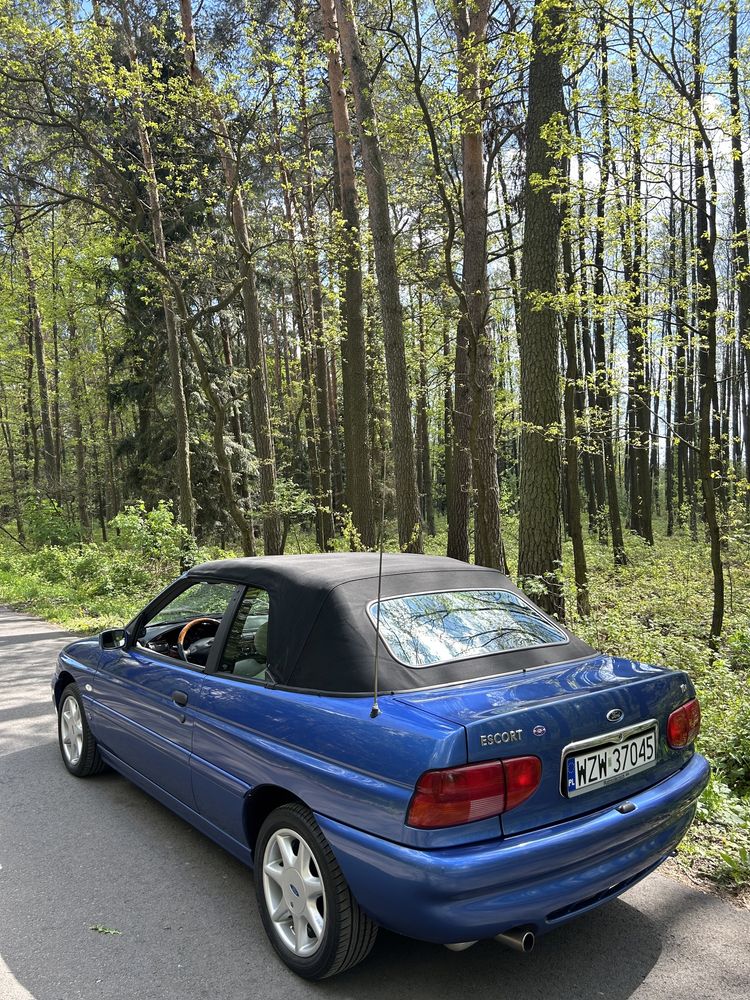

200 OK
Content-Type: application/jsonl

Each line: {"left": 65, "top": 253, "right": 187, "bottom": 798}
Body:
{"left": 57, "top": 683, "right": 106, "bottom": 777}
{"left": 254, "top": 802, "right": 378, "bottom": 979}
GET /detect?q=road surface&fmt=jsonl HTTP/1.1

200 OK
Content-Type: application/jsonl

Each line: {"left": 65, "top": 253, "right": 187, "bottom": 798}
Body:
{"left": 1, "top": 606, "right": 748, "bottom": 1000}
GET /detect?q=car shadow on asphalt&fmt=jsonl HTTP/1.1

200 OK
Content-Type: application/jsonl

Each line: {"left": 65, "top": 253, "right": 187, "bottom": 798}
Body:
{"left": 331, "top": 904, "right": 661, "bottom": 1000}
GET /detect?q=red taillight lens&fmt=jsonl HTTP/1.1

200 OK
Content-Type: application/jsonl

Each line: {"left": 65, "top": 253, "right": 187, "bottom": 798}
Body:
{"left": 666, "top": 698, "right": 701, "bottom": 748}
{"left": 406, "top": 756, "right": 542, "bottom": 829}
{"left": 503, "top": 755, "right": 543, "bottom": 812}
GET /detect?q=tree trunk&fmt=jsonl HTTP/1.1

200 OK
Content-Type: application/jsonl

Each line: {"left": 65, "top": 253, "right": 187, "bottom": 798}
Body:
{"left": 335, "top": 0, "right": 422, "bottom": 553}
{"left": 624, "top": 1, "right": 653, "bottom": 544}
{"left": 12, "top": 200, "right": 57, "bottom": 493}
{"left": 517, "top": 0, "right": 565, "bottom": 616}
{"left": 691, "top": 13, "right": 724, "bottom": 637}
{"left": 296, "top": 34, "right": 336, "bottom": 550}
{"left": 266, "top": 71, "right": 325, "bottom": 533}
{"left": 416, "top": 284, "right": 435, "bottom": 535}
{"left": 729, "top": 0, "right": 750, "bottom": 505}
{"left": 447, "top": 318, "right": 472, "bottom": 561}
{"left": 0, "top": 379, "right": 25, "bottom": 541}
{"left": 179, "top": 0, "right": 283, "bottom": 553}
{"left": 68, "top": 317, "right": 92, "bottom": 542}
{"left": 593, "top": 14, "right": 627, "bottom": 566}
{"left": 120, "top": 4, "right": 194, "bottom": 536}
{"left": 562, "top": 167, "right": 590, "bottom": 617}
{"left": 320, "top": 0, "right": 375, "bottom": 548}
{"left": 456, "top": 0, "right": 506, "bottom": 571}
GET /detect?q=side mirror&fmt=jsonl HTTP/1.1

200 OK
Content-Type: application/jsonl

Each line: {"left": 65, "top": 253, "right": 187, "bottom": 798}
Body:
{"left": 100, "top": 628, "right": 127, "bottom": 650}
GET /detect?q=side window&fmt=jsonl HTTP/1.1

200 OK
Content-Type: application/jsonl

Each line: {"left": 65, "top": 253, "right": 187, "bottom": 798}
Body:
{"left": 137, "top": 580, "right": 238, "bottom": 666}
{"left": 218, "top": 588, "right": 271, "bottom": 681}
{"left": 149, "top": 581, "right": 237, "bottom": 625}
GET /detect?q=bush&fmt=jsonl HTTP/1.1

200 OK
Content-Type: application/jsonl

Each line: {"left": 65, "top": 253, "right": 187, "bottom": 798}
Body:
{"left": 23, "top": 498, "right": 78, "bottom": 547}
{"left": 110, "top": 500, "right": 196, "bottom": 571}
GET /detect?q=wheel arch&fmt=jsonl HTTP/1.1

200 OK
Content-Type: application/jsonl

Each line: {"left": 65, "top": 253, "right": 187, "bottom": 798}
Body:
{"left": 243, "top": 784, "right": 305, "bottom": 861}
{"left": 53, "top": 670, "right": 77, "bottom": 707}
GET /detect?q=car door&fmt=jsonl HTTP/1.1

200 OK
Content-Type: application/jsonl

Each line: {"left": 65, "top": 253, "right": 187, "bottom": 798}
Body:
{"left": 190, "top": 585, "right": 273, "bottom": 844}
{"left": 92, "top": 579, "right": 242, "bottom": 807}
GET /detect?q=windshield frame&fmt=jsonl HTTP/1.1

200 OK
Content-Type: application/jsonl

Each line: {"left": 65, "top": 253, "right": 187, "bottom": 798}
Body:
{"left": 366, "top": 587, "right": 569, "bottom": 668}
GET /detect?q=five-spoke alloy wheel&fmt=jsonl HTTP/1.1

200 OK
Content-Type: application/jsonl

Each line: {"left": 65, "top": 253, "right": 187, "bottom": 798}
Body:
{"left": 255, "top": 803, "right": 377, "bottom": 979}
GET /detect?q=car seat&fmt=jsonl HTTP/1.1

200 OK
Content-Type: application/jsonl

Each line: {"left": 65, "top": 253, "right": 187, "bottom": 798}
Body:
{"left": 233, "top": 620, "right": 268, "bottom": 680}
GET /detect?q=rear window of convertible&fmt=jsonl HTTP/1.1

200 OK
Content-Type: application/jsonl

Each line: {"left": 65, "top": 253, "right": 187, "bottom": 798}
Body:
{"left": 367, "top": 589, "right": 568, "bottom": 667}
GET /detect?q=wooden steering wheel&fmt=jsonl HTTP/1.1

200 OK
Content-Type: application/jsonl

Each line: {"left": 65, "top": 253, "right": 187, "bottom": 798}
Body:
{"left": 177, "top": 617, "right": 219, "bottom": 662}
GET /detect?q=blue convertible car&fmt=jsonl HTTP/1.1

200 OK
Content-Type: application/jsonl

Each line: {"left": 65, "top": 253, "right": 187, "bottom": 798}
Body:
{"left": 52, "top": 554, "right": 709, "bottom": 978}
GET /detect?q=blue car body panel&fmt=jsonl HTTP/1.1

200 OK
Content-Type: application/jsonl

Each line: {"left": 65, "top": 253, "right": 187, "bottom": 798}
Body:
{"left": 52, "top": 586, "right": 710, "bottom": 947}
{"left": 189, "top": 677, "right": 482, "bottom": 849}
{"left": 91, "top": 647, "right": 205, "bottom": 807}
{"left": 395, "top": 655, "right": 696, "bottom": 835}
{"left": 316, "top": 752, "right": 709, "bottom": 942}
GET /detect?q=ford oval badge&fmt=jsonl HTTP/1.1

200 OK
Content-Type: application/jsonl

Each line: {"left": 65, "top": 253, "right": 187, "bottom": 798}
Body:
{"left": 607, "top": 708, "right": 624, "bottom": 723}
{"left": 532, "top": 725, "right": 546, "bottom": 736}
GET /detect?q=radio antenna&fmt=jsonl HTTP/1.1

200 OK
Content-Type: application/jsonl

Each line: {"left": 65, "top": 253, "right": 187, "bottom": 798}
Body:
{"left": 370, "top": 445, "right": 387, "bottom": 719}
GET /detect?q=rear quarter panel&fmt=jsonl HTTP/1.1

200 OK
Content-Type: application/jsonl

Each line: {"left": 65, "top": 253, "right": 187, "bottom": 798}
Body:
{"left": 190, "top": 679, "right": 496, "bottom": 850}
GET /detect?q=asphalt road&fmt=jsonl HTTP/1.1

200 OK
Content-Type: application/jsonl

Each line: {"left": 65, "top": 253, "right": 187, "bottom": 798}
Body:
{"left": 1, "top": 606, "right": 748, "bottom": 1000}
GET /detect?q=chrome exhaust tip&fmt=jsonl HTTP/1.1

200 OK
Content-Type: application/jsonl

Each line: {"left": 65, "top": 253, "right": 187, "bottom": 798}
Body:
{"left": 444, "top": 941, "right": 478, "bottom": 952}
{"left": 494, "top": 927, "right": 535, "bottom": 953}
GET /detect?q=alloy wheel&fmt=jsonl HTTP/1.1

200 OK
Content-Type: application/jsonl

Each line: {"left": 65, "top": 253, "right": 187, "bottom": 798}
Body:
{"left": 262, "top": 827, "right": 327, "bottom": 957}
{"left": 60, "top": 695, "right": 84, "bottom": 767}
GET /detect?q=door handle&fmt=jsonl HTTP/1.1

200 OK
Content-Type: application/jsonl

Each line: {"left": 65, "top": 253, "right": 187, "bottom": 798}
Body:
{"left": 172, "top": 690, "right": 188, "bottom": 707}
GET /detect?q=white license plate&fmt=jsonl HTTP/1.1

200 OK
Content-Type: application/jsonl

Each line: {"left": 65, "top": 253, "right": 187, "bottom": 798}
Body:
{"left": 565, "top": 727, "right": 657, "bottom": 797}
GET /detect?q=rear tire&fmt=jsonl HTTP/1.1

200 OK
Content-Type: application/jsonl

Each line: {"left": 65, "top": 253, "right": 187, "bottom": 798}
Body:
{"left": 254, "top": 802, "right": 377, "bottom": 979}
{"left": 57, "top": 683, "right": 106, "bottom": 777}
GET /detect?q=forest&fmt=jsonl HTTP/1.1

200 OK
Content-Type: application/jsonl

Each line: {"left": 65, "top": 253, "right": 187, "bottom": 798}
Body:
{"left": 0, "top": 0, "right": 748, "bottom": 892}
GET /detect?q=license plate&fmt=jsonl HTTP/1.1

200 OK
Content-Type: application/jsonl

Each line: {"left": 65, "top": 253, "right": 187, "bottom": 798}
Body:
{"left": 565, "top": 726, "right": 657, "bottom": 797}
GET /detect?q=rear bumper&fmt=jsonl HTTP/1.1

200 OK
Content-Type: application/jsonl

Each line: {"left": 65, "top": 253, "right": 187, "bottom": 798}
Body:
{"left": 316, "top": 752, "right": 710, "bottom": 944}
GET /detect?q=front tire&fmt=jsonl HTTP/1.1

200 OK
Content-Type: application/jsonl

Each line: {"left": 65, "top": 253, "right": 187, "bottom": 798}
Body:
{"left": 255, "top": 803, "right": 377, "bottom": 979}
{"left": 57, "top": 683, "right": 105, "bottom": 777}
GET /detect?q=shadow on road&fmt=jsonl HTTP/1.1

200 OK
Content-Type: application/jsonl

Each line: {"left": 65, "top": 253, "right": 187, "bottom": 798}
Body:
{"left": 330, "top": 902, "right": 660, "bottom": 1000}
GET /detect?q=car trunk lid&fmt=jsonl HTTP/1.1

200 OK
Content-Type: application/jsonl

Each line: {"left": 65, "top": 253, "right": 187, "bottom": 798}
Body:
{"left": 394, "top": 654, "right": 696, "bottom": 835}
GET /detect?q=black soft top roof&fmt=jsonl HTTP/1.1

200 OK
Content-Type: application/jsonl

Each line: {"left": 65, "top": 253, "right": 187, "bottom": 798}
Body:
{"left": 188, "top": 553, "right": 595, "bottom": 694}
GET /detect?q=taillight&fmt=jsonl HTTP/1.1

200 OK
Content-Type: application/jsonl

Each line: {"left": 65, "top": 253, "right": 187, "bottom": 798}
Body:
{"left": 406, "top": 757, "right": 542, "bottom": 829}
{"left": 666, "top": 698, "right": 701, "bottom": 748}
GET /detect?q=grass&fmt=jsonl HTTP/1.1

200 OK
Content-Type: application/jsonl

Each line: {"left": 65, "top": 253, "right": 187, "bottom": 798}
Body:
{"left": 0, "top": 505, "right": 748, "bottom": 898}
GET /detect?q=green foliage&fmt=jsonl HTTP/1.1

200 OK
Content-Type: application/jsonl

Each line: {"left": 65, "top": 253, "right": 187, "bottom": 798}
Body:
{"left": 0, "top": 500, "right": 231, "bottom": 631}
{"left": 258, "top": 478, "right": 315, "bottom": 522}
{"left": 110, "top": 500, "right": 197, "bottom": 570}
{"left": 680, "top": 774, "right": 750, "bottom": 889}
{"left": 23, "top": 498, "right": 78, "bottom": 547}
{"left": 335, "top": 508, "right": 369, "bottom": 552}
